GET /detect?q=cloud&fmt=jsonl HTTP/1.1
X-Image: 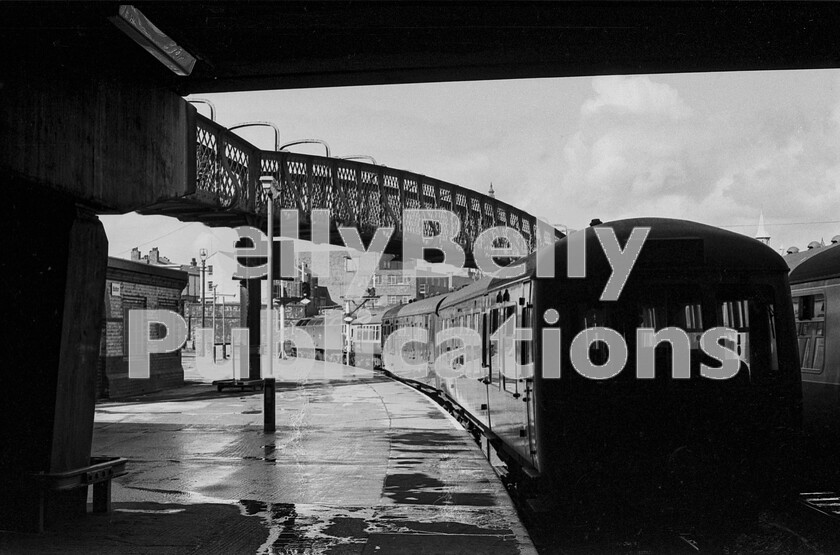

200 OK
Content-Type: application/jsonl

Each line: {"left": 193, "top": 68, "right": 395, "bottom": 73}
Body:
{"left": 582, "top": 76, "right": 692, "bottom": 120}
{"left": 522, "top": 74, "right": 840, "bottom": 250}
{"left": 831, "top": 75, "right": 840, "bottom": 126}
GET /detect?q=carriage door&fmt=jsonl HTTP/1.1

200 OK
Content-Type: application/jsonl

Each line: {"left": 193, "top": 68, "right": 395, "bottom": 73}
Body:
{"left": 520, "top": 299, "right": 538, "bottom": 467}
{"left": 794, "top": 293, "right": 826, "bottom": 374}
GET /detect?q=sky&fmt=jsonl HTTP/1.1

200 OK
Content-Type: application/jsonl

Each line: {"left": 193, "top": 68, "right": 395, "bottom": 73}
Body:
{"left": 101, "top": 69, "right": 840, "bottom": 296}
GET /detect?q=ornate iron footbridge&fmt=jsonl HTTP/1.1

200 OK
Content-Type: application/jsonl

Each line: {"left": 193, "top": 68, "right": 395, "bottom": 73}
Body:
{"left": 139, "top": 113, "right": 561, "bottom": 264}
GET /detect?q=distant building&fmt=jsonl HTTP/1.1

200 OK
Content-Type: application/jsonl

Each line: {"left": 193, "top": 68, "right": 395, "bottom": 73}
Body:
{"left": 98, "top": 257, "right": 188, "bottom": 399}
{"left": 128, "top": 247, "right": 245, "bottom": 344}
{"left": 180, "top": 258, "right": 201, "bottom": 301}
{"left": 294, "top": 250, "right": 477, "bottom": 313}
{"left": 130, "top": 246, "right": 201, "bottom": 302}
{"left": 784, "top": 235, "right": 840, "bottom": 271}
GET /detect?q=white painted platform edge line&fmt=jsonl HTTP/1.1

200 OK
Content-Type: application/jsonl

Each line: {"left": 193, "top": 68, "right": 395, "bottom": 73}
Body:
{"left": 398, "top": 382, "right": 464, "bottom": 430}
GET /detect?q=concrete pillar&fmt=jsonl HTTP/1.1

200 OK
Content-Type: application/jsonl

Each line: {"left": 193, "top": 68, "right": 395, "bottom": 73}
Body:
{"left": 0, "top": 183, "right": 108, "bottom": 530}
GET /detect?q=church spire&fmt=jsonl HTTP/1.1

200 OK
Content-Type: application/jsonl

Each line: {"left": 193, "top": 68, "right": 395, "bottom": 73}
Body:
{"left": 488, "top": 182, "right": 495, "bottom": 199}
{"left": 755, "top": 211, "right": 770, "bottom": 245}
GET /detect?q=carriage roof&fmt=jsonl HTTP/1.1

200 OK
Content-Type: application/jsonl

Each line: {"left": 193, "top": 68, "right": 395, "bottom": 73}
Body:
{"left": 790, "top": 243, "right": 840, "bottom": 285}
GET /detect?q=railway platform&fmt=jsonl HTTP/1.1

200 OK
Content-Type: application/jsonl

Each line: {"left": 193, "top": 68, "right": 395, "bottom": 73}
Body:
{"left": 0, "top": 360, "right": 536, "bottom": 554}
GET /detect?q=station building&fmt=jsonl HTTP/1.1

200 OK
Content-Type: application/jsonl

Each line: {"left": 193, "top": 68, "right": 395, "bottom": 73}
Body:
{"left": 97, "top": 257, "right": 188, "bottom": 399}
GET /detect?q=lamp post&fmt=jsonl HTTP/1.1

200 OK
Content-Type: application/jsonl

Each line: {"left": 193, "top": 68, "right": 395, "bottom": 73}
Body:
{"left": 230, "top": 122, "right": 282, "bottom": 434}
{"left": 199, "top": 248, "right": 208, "bottom": 328}
{"left": 211, "top": 283, "right": 218, "bottom": 361}
{"left": 260, "top": 175, "right": 279, "bottom": 433}
{"left": 278, "top": 281, "right": 286, "bottom": 359}
{"left": 221, "top": 293, "right": 227, "bottom": 358}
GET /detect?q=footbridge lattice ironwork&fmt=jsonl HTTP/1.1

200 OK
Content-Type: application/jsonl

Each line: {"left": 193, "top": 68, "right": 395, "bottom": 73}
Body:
{"left": 140, "top": 113, "right": 562, "bottom": 264}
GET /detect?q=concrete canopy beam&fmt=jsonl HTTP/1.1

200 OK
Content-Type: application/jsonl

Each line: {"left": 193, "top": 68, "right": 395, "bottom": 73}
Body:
{"left": 0, "top": 76, "right": 195, "bottom": 213}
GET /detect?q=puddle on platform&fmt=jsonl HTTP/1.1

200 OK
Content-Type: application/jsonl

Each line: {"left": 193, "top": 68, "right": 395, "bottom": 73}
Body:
{"left": 235, "top": 500, "right": 517, "bottom": 553}
{"left": 123, "top": 485, "right": 187, "bottom": 496}
{"left": 238, "top": 500, "right": 310, "bottom": 553}
{"left": 114, "top": 508, "right": 186, "bottom": 514}
{"left": 383, "top": 472, "right": 495, "bottom": 506}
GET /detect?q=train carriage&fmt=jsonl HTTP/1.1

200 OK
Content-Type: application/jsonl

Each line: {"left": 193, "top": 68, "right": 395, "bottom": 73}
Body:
{"left": 381, "top": 294, "right": 449, "bottom": 386}
{"left": 789, "top": 244, "right": 840, "bottom": 450}
{"left": 289, "top": 312, "right": 345, "bottom": 362}
{"left": 348, "top": 307, "right": 388, "bottom": 369}
{"left": 381, "top": 218, "right": 802, "bottom": 528}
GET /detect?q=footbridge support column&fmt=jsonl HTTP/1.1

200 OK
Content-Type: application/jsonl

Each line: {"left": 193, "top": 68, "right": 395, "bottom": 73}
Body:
{"left": 0, "top": 184, "right": 108, "bottom": 530}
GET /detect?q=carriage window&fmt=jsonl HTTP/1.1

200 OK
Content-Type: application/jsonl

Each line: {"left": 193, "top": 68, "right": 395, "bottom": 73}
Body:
{"left": 641, "top": 306, "right": 659, "bottom": 329}
{"left": 519, "top": 306, "right": 533, "bottom": 366}
{"left": 721, "top": 300, "right": 749, "bottom": 329}
{"left": 719, "top": 300, "right": 751, "bottom": 367}
{"left": 490, "top": 308, "right": 502, "bottom": 388}
{"left": 672, "top": 302, "right": 703, "bottom": 349}
{"left": 794, "top": 293, "right": 825, "bottom": 374}
{"left": 581, "top": 308, "right": 610, "bottom": 366}
{"left": 768, "top": 305, "right": 779, "bottom": 374}
{"left": 754, "top": 299, "right": 780, "bottom": 376}
{"left": 715, "top": 293, "right": 782, "bottom": 380}
{"left": 677, "top": 303, "right": 703, "bottom": 331}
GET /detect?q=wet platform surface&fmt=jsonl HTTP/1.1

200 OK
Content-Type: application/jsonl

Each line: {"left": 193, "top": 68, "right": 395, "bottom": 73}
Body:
{"left": 0, "top": 361, "right": 536, "bottom": 554}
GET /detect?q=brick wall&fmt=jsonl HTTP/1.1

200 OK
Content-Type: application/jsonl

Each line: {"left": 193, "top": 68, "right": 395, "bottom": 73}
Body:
{"left": 98, "top": 258, "right": 188, "bottom": 399}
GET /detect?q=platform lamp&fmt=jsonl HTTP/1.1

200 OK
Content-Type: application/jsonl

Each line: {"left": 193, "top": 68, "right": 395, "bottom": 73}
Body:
{"left": 230, "top": 122, "right": 283, "bottom": 433}
{"left": 260, "top": 175, "right": 279, "bottom": 433}
{"left": 199, "top": 248, "right": 208, "bottom": 328}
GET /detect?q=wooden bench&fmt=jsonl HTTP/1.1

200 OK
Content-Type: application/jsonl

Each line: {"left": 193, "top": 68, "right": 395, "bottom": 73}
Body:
{"left": 31, "top": 456, "right": 127, "bottom": 532}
